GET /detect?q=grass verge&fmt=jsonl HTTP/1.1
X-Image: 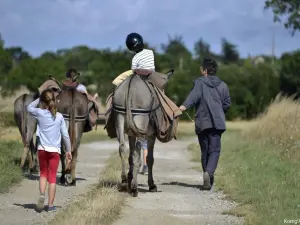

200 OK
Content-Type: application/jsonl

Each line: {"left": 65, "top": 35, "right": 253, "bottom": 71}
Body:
{"left": 0, "top": 140, "right": 24, "bottom": 193}
{"left": 188, "top": 131, "right": 300, "bottom": 225}
{"left": 81, "top": 125, "right": 111, "bottom": 143}
{"left": 48, "top": 152, "right": 127, "bottom": 225}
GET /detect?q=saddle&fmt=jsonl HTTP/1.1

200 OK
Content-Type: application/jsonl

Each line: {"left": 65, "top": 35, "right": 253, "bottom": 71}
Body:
{"left": 105, "top": 70, "right": 182, "bottom": 142}
{"left": 61, "top": 80, "right": 79, "bottom": 91}
{"left": 38, "top": 75, "right": 100, "bottom": 132}
{"left": 112, "top": 69, "right": 169, "bottom": 91}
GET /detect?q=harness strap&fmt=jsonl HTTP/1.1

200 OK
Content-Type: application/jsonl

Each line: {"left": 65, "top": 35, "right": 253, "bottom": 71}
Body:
{"left": 61, "top": 113, "right": 87, "bottom": 122}
{"left": 112, "top": 105, "right": 160, "bottom": 114}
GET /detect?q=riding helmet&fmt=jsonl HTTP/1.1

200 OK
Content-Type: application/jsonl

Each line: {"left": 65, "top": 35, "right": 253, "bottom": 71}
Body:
{"left": 125, "top": 32, "right": 144, "bottom": 53}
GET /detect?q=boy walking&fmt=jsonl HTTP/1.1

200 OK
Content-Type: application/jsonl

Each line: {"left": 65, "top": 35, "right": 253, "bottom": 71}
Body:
{"left": 179, "top": 58, "right": 231, "bottom": 190}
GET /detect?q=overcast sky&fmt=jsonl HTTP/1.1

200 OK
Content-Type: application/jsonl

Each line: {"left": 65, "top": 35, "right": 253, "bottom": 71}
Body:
{"left": 0, "top": 0, "right": 299, "bottom": 58}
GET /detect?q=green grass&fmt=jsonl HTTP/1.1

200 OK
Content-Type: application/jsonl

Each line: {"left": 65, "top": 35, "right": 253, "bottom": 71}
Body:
{"left": 0, "top": 140, "right": 24, "bottom": 193}
{"left": 188, "top": 131, "right": 300, "bottom": 225}
{"left": 81, "top": 125, "right": 111, "bottom": 143}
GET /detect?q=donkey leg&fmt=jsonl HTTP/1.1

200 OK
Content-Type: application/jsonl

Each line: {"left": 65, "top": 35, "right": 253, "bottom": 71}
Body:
{"left": 27, "top": 139, "right": 35, "bottom": 171}
{"left": 116, "top": 114, "right": 127, "bottom": 184}
{"left": 147, "top": 135, "right": 157, "bottom": 192}
{"left": 60, "top": 144, "right": 66, "bottom": 185}
{"left": 130, "top": 137, "right": 142, "bottom": 197}
{"left": 20, "top": 146, "right": 29, "bottom": 168}
{"left": 127, "top": 136, "right": 136, "bottom": 191}
{"left": 31, "top": 139, "right": 39, "bottom": 174}
{"left": 70, "top": 149, "right": 78, "bottom": 186}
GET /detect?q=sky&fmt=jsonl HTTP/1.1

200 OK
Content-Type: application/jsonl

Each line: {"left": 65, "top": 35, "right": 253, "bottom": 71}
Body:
{"left": 0, "top": 0, "right": 299, "bottom": 58}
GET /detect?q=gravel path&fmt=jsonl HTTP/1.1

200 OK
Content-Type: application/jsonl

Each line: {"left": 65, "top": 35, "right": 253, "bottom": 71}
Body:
{"left": 0, "top": 138, "right": 244, "bottom": 225}
{"left": 0, "top": 141, "right": 118, "bottom": 225}
{"left": 112, "top": 138, "right": 244, "bottom": 225}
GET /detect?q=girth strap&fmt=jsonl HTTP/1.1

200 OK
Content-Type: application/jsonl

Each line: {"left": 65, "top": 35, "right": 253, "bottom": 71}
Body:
{"left": 112, "top": 105, "right": 160, "bottom": 115}
{"left": 61, "top": 113, "right": 87, "bottom": 122}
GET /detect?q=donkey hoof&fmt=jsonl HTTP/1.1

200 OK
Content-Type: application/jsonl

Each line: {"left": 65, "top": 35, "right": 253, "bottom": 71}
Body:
{"left": 60, "top": 178, "right": 66, "bottom": 186}
{"left": 65, "top": 174, "right": 73, "bottom": 184}
{"left": 70, "top": 180, "right": 76, "bottom": 186}
{"left": 149, "top": 185, "right": 157, "bottom": 192}
{"left": 131, "top": 189, "right": 138, "bottom": 197}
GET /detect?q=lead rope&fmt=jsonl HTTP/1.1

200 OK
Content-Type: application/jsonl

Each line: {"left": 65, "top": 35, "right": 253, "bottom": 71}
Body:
{"left": 184, "top": 111, "right": 195, "bottom": 122}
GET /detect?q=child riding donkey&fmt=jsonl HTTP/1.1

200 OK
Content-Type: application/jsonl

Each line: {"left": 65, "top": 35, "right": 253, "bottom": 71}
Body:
{"left": 38, "top": 69, "right": 100, "bottom": 132}
{"left": 106, "top": 30, "right": 181, "bottom": 150}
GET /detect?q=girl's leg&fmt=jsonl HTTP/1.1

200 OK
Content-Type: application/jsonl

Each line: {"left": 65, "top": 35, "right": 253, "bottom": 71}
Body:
{"left": 36, "top": 150, "right": 48, "bottom": 212}
{"left": 47, "top": 152, "right": 60, "bottom": 208}
{"left": 38, "top": 150, "right": 48, "bottom": 194}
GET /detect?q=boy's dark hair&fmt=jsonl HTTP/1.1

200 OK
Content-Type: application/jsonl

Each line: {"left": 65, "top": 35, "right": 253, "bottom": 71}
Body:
{"left": 66, "top": 68, "right": 79, "bottom": 78}
{"left": 202, "top": 58, "right": 218, "bottom": 75}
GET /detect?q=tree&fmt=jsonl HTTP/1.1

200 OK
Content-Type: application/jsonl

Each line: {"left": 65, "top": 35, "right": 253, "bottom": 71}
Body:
{"left": 161, "top": 35, "right": 192, "bottom": 70}
{"left": 265, "top": 0, "right": 300, "bottom": 35}
{"left": 221, "top": 38, "right": 240, "bottom": 64}
{"left": 194, "top": 38, "right": 211, "bottom": 61}
{"left": 278, "top": 50, "right": 300, "bottom": 96}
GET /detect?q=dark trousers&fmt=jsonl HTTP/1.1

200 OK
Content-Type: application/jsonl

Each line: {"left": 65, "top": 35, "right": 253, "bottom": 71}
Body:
{"left": 197, "top": 128, "right": 222, "bottom": 184}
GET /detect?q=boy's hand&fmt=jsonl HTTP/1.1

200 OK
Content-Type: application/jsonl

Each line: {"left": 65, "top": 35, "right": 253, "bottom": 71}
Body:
{"left": 179, "top": 105, "right": 186, "bottom": 111}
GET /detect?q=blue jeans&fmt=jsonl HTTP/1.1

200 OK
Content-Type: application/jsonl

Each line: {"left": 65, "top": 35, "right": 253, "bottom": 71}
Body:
{"left": 140, "top": 140, "right": 148, "bottom": 150}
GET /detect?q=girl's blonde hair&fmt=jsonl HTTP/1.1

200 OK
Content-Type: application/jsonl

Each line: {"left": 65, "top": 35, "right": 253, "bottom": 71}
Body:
{"left": 40, "top": 89, "right": 57, "bottom": 118}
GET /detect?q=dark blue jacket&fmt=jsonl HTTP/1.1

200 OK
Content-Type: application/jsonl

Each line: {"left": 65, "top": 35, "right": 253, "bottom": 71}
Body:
{"left": 182, "top": 75, "right": 231, "bottom": 134}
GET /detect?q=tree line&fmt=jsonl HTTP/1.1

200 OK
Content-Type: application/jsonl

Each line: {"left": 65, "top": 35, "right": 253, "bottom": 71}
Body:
{"left": 1, "top": 34, "right": 299, "bottom": 120}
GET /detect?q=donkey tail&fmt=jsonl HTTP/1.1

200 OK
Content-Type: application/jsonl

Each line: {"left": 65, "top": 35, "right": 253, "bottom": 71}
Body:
{"left": 21, "top": 94, "right": 27, "bottom": 146}
{"left": 70, "top": 89, "right": 76, "bottom": 153}
{"left": 125, "top": 75, "right": 145, "bottom": 136}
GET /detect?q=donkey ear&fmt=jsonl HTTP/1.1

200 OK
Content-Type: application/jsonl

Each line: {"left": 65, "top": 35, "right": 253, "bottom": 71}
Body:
{"left": 166, "top": 69, "right": 175, "bottom": 79}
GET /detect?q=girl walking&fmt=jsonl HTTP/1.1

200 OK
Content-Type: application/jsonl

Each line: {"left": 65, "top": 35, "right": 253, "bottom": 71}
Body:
{"left": 27, "top": 89, "right": 72, "bottom": 212}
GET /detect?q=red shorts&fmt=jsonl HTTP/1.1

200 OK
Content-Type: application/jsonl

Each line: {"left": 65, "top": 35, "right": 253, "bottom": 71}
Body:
{"left": 38, "top": 150, "right": 60, "bottom": 184}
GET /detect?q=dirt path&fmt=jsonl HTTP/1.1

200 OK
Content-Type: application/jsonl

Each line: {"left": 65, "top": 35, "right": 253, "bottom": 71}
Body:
{"left": 0, "top": 141, "right": 118, "bottom": 225}
{"left": 112, "top": 138, "right": 244, "bottom": 225}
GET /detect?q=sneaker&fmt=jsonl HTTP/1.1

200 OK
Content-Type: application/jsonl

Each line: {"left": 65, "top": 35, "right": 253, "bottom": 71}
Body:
{"left": 203, "top": 172, "right": 212, "bottom": 190}
{"left": 47, "top": 206, "right": 57, "bottom": 212}
{"left": 141, "top": 165, "right": 148, "bottom": 175}
{"left": 36, "top": 194, "right": 45, "bottom": 212}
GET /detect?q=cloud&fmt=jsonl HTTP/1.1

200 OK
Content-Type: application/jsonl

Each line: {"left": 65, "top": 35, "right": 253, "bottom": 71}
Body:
{"left": 0, "top": 0, "right": 299, "bottom": 57}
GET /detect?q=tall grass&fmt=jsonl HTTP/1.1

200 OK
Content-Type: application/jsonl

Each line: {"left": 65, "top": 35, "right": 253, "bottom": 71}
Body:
{"left": 243, "top": 94, "right": 300, "bottom": 162}
{"left": 189, "top": 94, "right": 300, "bottom": 225}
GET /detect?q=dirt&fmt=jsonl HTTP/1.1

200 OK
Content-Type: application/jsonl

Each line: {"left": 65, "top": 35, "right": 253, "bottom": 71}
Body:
{"left": 112, "top": 138, "right": 244, "bottom": 225}
{"left": 0, "top": 138, "right": 243, "bottom": 225}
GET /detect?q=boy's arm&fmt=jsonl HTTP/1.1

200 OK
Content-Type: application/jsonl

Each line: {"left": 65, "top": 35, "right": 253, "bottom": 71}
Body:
{"left": 222, "top": 85, "right": 231, "bottom": 113}
{"left": 181, "top": 79, "right": 202, "bottom": 110}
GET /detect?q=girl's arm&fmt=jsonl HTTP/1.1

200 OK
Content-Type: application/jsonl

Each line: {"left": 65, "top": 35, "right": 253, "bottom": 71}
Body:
{"left": 27, "top": 98, "right": 42, "bottom": 118}
{"left": 60, "top": 117, "right": 71, "bottom": 152}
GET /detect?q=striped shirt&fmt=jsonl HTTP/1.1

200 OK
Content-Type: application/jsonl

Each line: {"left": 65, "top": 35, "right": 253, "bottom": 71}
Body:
{"left": 131, "top": 49, "right": 155, "bottom": 70}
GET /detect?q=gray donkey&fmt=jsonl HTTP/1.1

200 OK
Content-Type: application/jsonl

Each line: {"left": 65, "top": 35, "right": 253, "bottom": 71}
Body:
{"left": 112, "top": 69, "right": 176, "bottom": 197}
{"left": 14, "top": 92, "right": 39, "bottom": 173}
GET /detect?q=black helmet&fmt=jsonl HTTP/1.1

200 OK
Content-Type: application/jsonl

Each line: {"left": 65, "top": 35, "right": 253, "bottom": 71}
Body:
{"left": 126, "top": 32, "right": 144, "bottom": 53}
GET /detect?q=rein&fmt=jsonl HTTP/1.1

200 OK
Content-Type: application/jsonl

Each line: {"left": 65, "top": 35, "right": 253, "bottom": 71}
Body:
{"left": 184, "top": 112, "right": 195, "bottom": 122}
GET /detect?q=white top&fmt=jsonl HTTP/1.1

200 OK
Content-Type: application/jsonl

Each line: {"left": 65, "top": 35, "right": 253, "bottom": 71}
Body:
{"left": 76, "top": 84, "right": 87, "bottom": 93}
{"left": 131, "top": 49, "right": 155, "bottom": 70}
{"left": 27, "top": 98, "right": 71, "bottom": 154}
